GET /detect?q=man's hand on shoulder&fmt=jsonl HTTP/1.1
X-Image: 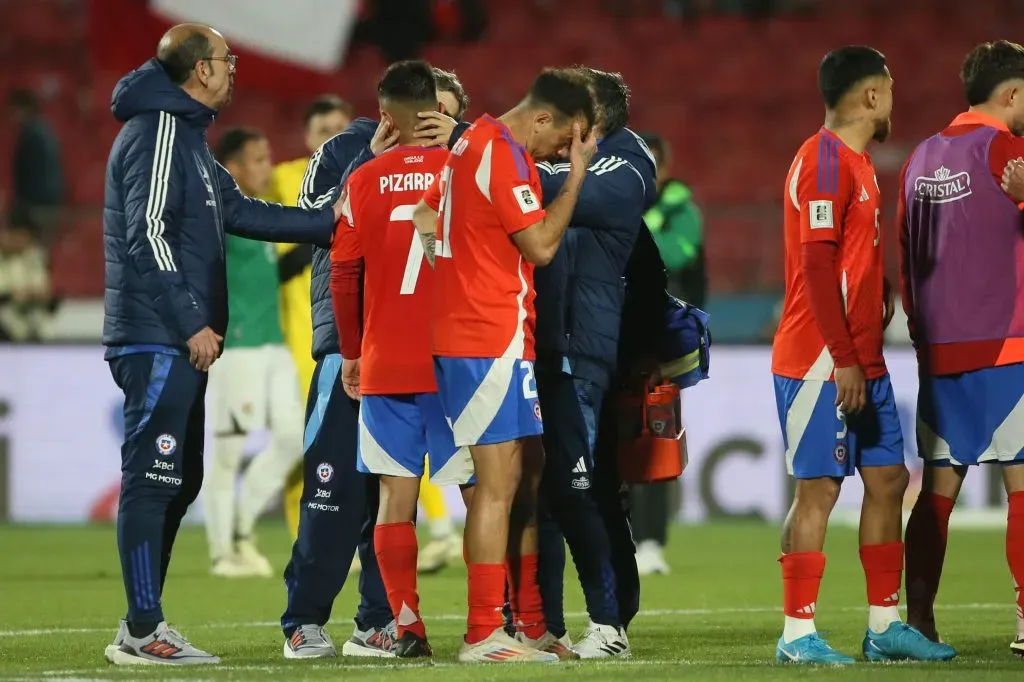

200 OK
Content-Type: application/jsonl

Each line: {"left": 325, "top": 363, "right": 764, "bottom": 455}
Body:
{"left": 187, "top": 326, "right": 223, "bottom": 372}
{"left": 414, "top": 111, "right": 457, "bottom": 147}
{"left": 1001, "top": 157, "right": 1024, "bottom": 203}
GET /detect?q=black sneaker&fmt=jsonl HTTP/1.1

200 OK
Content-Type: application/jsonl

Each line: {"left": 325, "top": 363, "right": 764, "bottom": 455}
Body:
{"left": 1011, "top": 637, "right": 1024, "bottom": 657}
{"left": 393, "top": 631, "right": 432, "bottom": 658}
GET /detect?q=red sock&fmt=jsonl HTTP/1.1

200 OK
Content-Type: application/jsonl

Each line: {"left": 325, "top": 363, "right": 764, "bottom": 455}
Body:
{"left": 506, "top": 554, "right": 546, "bottom": 639}
{"left": 467, "top": 563, "right": 506, "bottom": 644}
{"left": 904, "top": 493, "right": 954, "bottom": 623}
{"left": 1006, "top": 491, "right": 1024, "bottom": 618}
{"left": 374, "top": 523, "right": 425, "bottom": 639}
{"left": 780, "top": 552, "right": 825, "bottom": 618}
{"left": 860, "top": 541, "right": 903, "bottom": 606}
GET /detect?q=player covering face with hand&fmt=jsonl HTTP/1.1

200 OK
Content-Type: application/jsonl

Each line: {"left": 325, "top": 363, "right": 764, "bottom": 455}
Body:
{"left": 412, "top": 68, "right": 598, "bottom": 663}
{"left": 329, "top": 59, "right": 474, "bottom": 659}
{"left": 772, "top": 46, "right": 955, "bottom": 665}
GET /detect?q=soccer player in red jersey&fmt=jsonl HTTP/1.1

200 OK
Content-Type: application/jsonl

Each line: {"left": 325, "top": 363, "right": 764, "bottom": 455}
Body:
{"left": 901, "top": 41, "right": 1024, "bottom": 657}
{"left": 329, "top": 61, "right": 472, "bottom": 658}
{"left": 411, "top": 69, "right": 597, "bottom": 663}
{"left": 772, "top": 46, "right": 954, "bottom": 664}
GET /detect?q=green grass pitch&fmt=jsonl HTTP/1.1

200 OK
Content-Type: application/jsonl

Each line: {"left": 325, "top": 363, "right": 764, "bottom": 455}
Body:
{"left": 0, "top": 522, "right": 1021, "bottom": 680}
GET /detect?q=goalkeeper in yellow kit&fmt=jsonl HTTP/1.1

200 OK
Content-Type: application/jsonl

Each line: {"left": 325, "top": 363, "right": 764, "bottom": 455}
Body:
{"left": 269, "top": 90, "right": 463, "bottom": 574}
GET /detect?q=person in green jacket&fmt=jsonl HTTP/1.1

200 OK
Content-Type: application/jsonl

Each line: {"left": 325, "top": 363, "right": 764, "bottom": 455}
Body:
{"left": 204, "top": 127, "right": 305, "bottom": 579}
{"left": 640, "top": 133, "right": 706, "bottom": 308}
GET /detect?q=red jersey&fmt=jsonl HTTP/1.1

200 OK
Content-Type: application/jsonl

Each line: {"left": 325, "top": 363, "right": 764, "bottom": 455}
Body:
{"left": 424, "top": 115, "right": 546, "bottom": 360}
{"left": 772, "top": 128, "right": 887, "bottom": 381}
{"left": 331, "top": 146, "right": 449, "bottom": 395}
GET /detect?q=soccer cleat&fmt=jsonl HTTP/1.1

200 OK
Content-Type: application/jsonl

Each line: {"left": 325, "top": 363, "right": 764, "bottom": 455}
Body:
{"left": 283, "top": 624, "right": 336, "bottom": 659}
{"left": 775, "top": 633, "right": 854, "bottom": 665}
{"left": 341, "top": 620, "right": 397, "bottom": 658}
{"left": 1011, "top": 637, "right": 1024, "bottom": 657}
{"left": 516, "top": 630, "right": 578, "bottom": 660}
{"left": 863, "top": 623, "right": 957, "bottom": 662}
{"left": 104, "top": 621, "right": 220, "bottom": 665}
{"left": 572, "top": 621, "right": 631, "bottom": 659}
{"left": 234, "top": 537, "right": 273, "bottom": 577}
{"left": 458, "top": 627, "right": 559, "bottom": 663}
{"left": 417, "top": 534, "right": 463, "bottom": 574}
{"left": 635, "top": 540, "right": 670, "bottom": 576}
{"left": 393, "top": 631, "right": 433, "bottom": 658}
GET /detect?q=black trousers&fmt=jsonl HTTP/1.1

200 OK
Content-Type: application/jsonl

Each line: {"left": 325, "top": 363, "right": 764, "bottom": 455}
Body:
{"left": 280, "top": 354, "right": 391, "bottom": 634}
{"left": 536, "top": 369, "right": 640, "bottom": 634}
{"left": 109, "top": 351, "right": 206, "bottom": 625}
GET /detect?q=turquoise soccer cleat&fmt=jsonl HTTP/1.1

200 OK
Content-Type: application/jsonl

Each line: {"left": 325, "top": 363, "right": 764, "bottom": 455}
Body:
{"left": 776, "top": 633, "right": 856, "bottom": 665}
{"left": 862, "top": 623, "right": 957, "bottom": 662}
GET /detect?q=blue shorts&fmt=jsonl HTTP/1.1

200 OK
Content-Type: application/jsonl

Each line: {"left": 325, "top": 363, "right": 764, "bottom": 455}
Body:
{"left": 773, "top": 373, "right": 904, "bottom": 479}
{"left": 917, "top": 363, "right": 1024, "bottom": 467}
{"left": 357, "top": 392, "right": 473, "bottom": 486}
{"left": 433, "top": 357, "right": 544, "bottom": 447}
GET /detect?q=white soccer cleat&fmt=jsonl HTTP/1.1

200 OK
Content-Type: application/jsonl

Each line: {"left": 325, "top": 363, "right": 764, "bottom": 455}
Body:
{"left": 283, "top": 624, "right": 337, "bottom": 659}
{"left": 103, "top": 621, "right": 220, "bottom": 665}
{"left": 459, "top": 628, "right": 559, "bottom": 663}
{"left": 572, "top": 621, "right": 631, "bottom": 659}
{"left": 417, "top": 534, "right": 463, "bottom": 574}
{"left": 235, "top": 537, "right": 273, "bottom": 577}
{"left": 516, "top": 630, "right": 578, "bottom": 660}
{"left": 635, "top": 540, "right": 670, "bottom": 576}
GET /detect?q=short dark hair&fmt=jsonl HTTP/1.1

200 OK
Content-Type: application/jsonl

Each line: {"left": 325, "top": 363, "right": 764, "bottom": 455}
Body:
{"left": 579, "top": 67, "right": 630, "bottom": 135}
{"left": 526, "top": 68, "right": 596, "bottom": 129}
{"left": 8, "top": 89, "right": 38, "bottom": 115}
{"left": 818, "top": 46, "right": 888, "bottom": 109}
{"left": 157, "top": 31, "right": 214, "bottom": 85}
{"left": 215, "top": 127, "right": 265, "bottom": 165}
{"left": 303, "top": 95, "right": 354, "bottom": 128}
{"left": 378, "top": 60, "right": 437, "bottom": 107}
{"left": 432, "top": 67, "right": 469, "bottom": 120}
{"left": 961, "top": 41, "right": 1024, "bottom": 106}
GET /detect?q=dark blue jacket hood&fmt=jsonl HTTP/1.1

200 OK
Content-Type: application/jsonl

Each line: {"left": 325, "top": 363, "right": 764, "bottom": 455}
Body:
{"left": 111, "top": 59, "right": 216, "bottom": 127}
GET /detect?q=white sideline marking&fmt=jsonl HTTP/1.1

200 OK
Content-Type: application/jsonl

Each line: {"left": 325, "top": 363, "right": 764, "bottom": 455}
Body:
{"left": 0, "top": 603, "right": 1009, "bottom": 639}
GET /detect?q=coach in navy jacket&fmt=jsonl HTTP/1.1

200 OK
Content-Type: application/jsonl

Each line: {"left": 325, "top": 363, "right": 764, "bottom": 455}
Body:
{"left": 100, "top": 25, "right": 339, "bottom": 665}
{"left": 532, "top": 68, "right": 657, "bottom": 656}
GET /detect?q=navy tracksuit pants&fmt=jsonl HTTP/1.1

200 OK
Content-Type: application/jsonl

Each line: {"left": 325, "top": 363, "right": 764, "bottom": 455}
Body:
{"left": 536, "top": 368, "right": 639, "bottom": 636}
{"left": 280, "top": 354, "right": 391, "bottom": 634}
{"left": 109, "top": 350, "right": 207, "bottom": 628}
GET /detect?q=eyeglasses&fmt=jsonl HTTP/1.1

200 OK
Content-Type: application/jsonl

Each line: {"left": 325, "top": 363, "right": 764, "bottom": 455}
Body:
{"left": 204, "top": 54, "right": 237, "bottom": 71}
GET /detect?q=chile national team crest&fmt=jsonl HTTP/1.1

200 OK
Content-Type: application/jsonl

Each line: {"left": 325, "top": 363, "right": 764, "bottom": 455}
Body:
{"left": 532, "top": 400, "right": 542, "bottom": 422}
{"left": 834, "top": 443, "right": 848, "bottom": 465}
{"left": 317, "top": 462, "right": 335, "bottom": 484}
{"left": 155, "top": 434, "right": 177, "bottom": 456}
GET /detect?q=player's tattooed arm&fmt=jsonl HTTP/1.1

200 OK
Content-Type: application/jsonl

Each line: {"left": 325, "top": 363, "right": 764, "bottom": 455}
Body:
{"left": 420, "top": 232, "right": 437, "bottom": 268}
{"left": 413, "top": 199, "right": 439, "bottom": 268}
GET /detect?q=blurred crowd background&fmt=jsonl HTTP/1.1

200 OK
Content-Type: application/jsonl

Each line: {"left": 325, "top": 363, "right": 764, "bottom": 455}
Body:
{"left": 2, "top": 0, "right": 1024, "bottom": 345}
